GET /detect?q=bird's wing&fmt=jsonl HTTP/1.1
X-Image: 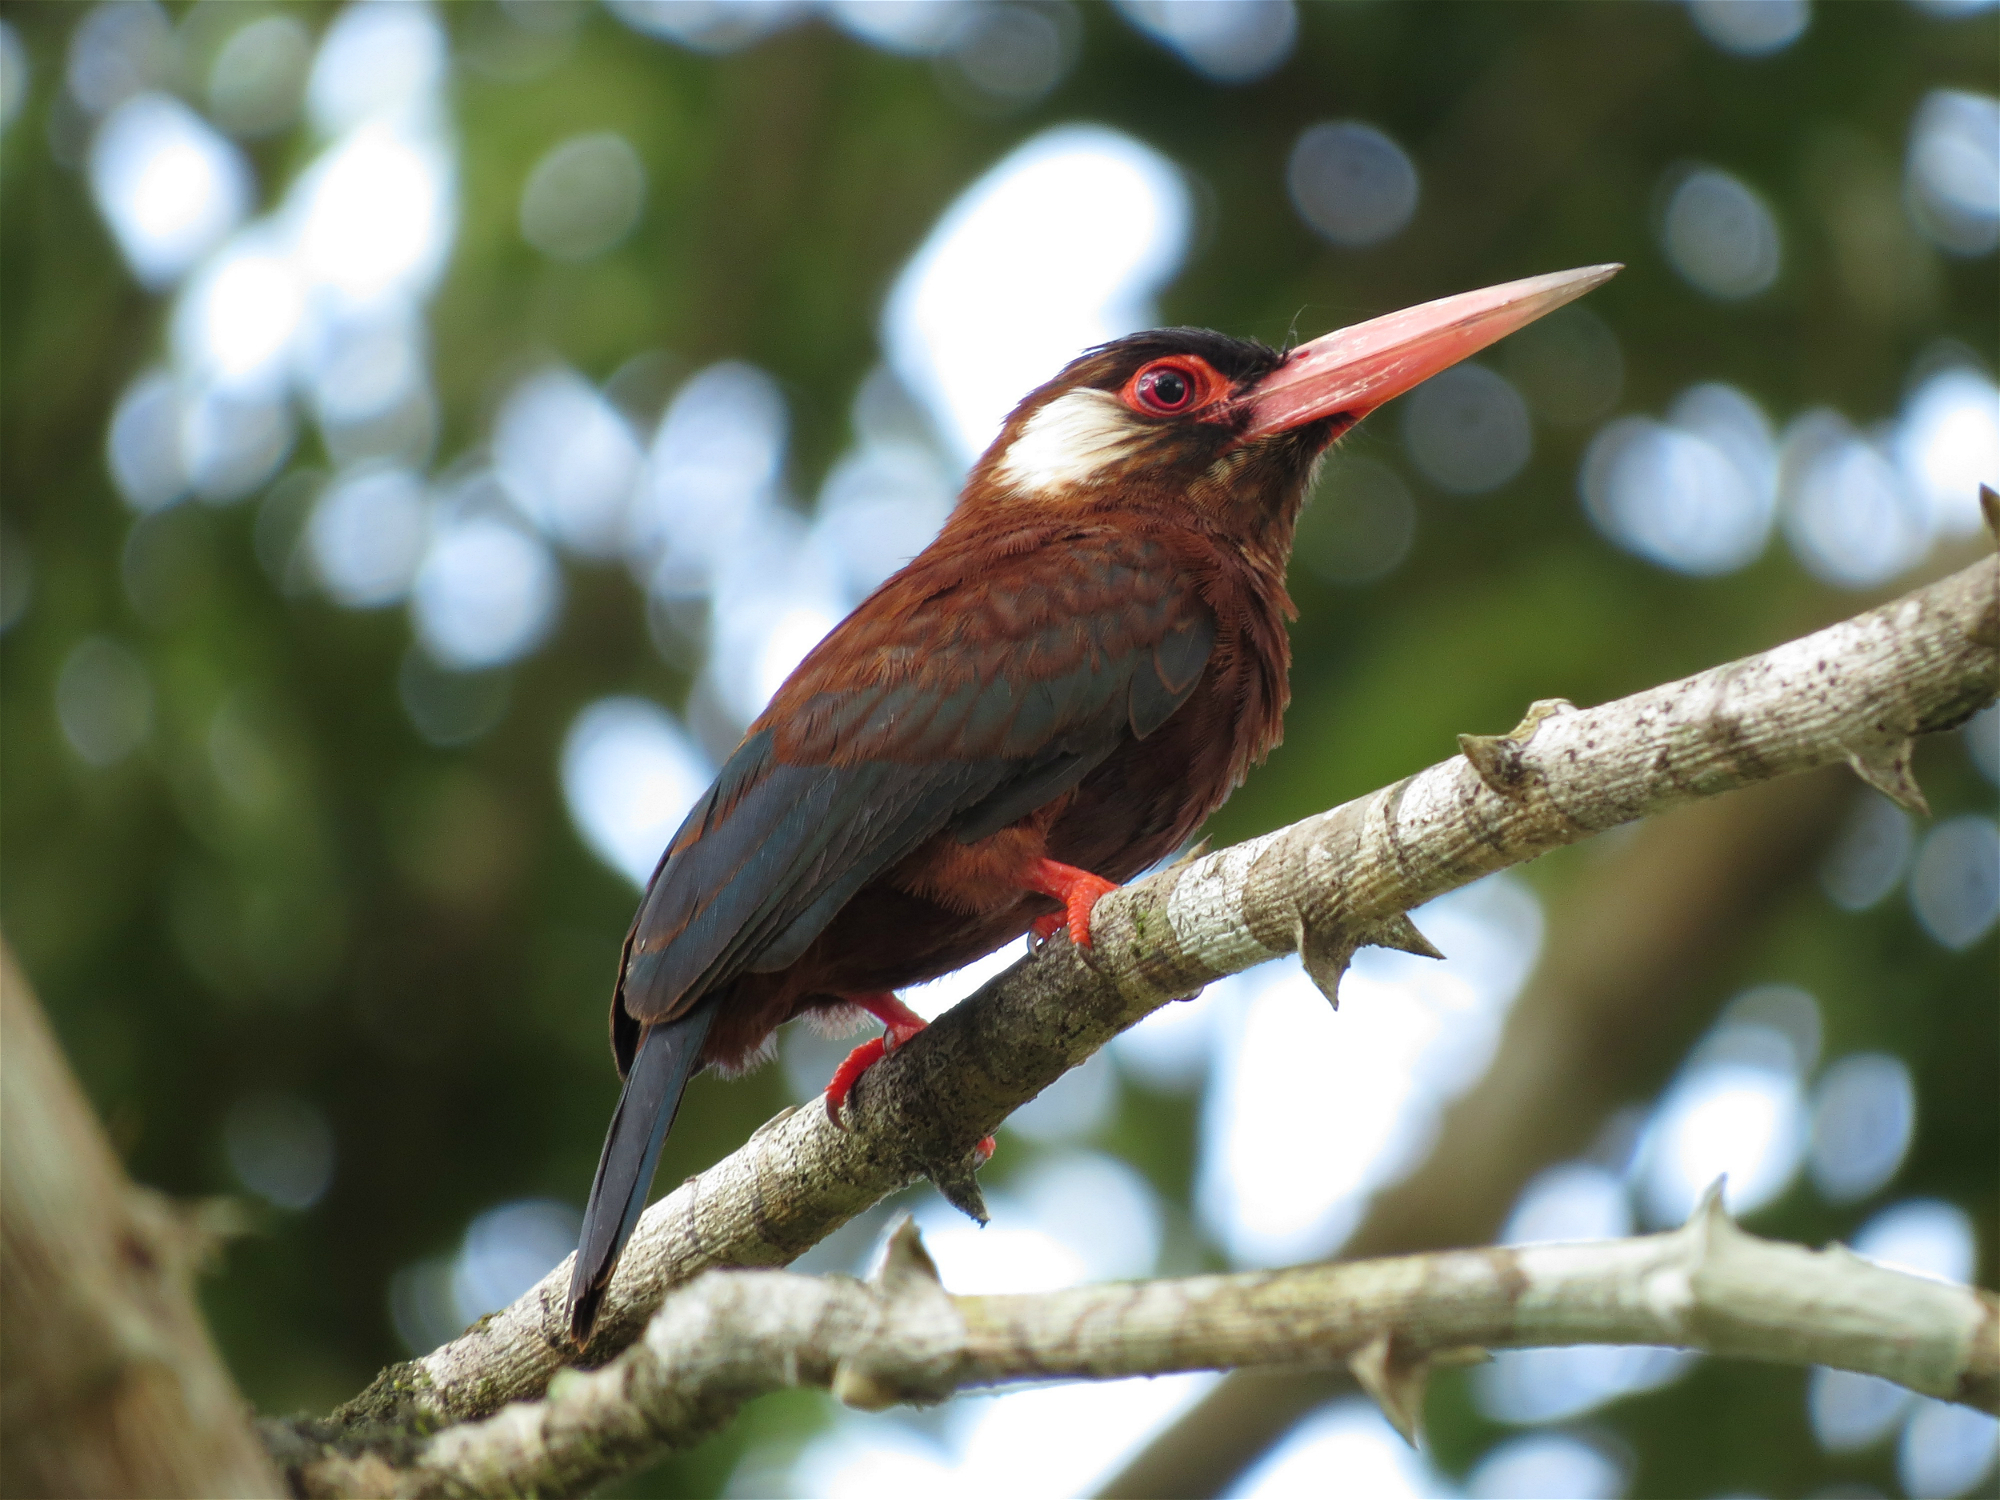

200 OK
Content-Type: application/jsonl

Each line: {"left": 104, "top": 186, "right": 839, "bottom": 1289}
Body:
{"left": 616, "top": 525, "right": 1216, "bottom": 1033}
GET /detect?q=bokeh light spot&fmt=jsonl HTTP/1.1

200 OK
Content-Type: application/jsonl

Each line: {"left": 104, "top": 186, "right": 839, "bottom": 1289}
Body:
{"left": 632, "top": 360, "right": 788, "bottom": 579}
{"left": 1005, "top": 1045, "right": 1121, "bottom": 1144}
{"left": 107, "top": 368, "right": 190, "bottom": 512}
{"left": 174, "top": 236, "right": 306, "bottom": 396}
{"left": 1114, "top": 0, "right": 1297, "bottom": 84}
{"left": 1809, "top": 1365, "right": 1912, "bottom": 1452}
{"left": 1237, "top": 1400, "right": 1451, "bottom": 1498}
{"left": 1964, "top": 702, "right": 2000, "bottom": 785}
{"left": 1686, "top": 0, "right": 1809, "bottom": 56}
{"left": 1780, "top": 410, "right": 1930, "bottom": 588}
{"left": 183, "top": 385, "right": 295, "bottom": 503}
{"left": 1501, "top": 1162, "right": 1633, "bottom": 1246}
{"left": 412, "top": 516, "right": 562, "bottom": 670}
{"left": 827, "top": 1, "right": 963, "bottom": 56}
{"left": 605, "top": 0, "right": 809, "bottom": 53}
{"left": 1808, "top": 1052, "right": 1915, "bottom": 1204}
{"left": 1907, "top": 814, "right": 2000, "bottom": 950}
{"left": 1850, "top": 1197, "right": 1976, "bottom": 1284}
{"left": 1466, "top": 1431, "right": 1631, "bottom": 1499}
{"left": 307, "top": 465, "right": 429, "bottom": 607}
{"left": 1296, "top": 455, "right": 1417, "bottom": 586}
{"left": 293, "top": 123, "right": 454, "bottom": 307}
{"left": 207, "top": 14, "right": 313, "bottom": 137}
{"left": 1905, "top": 89, "right": 2000, "bottom": 256}
{"left": 811, "top": 439, "right": 953, "bottom": 599}
{"left": 780, "top": 1367, "right": 1218, "bottom": 1499}
{"left": 224, "top": 1091, "right": 336, "bottom": 1210}
{"left": 1014, "top": 1149, "right": 1162, "bottom": 1281}
{"left": 518, "top": 132, "right": 647, "bottom": 261}
{"left": 942, "top": 1372, "right": 1217, "bottom": 1500}
{"left": 1896, "top": 363, "right": 2000, "bottom": 538}
{"left": 560, "top": 696, "right": 712, "bottom": 888}
{"left": 1581, "top": 384, "right": 1778, "bottom": 577}
{"left": 936, "top": 3, "right": 1079, "bottom": 112}
{"left": 1820, "top": 791, "right": 1914, "bottom": 911}
{"left": 1200, "top": 875, "right": 1542, "bottom": 1266}
{"left": 1402, "top": 363, "right": 1532, "bottom": 495}
{"left": 89, "top": 92, "right": 251, "bottom": 288}
{"left": 886, "top": 125, "right": 1189, "bottom": 462}
{"left": 396, "top": 648, "right": 512, "bottom": 748}
{"left": 496, "top": 367, "right": 644, "bottom": 558}
{"left": 1476, "top": 1345, "right": 1698, "bottom": 1426}
{"left": 55, "top": 636, "right": 153, "bottom": 767}
{"left": 1633, "top": 1011, "right": 1811, "bottom": 1227}
{"left": 1900, "top": 1398, "right": 2000, "bottom": 1498}
{"left": 450, "top": 1199, "right": 580, "bottom": 1325}
{"left": 306, "top": 0, "right": 447, "bottom": 133}
{"left": 0, "top": 21, "right": 29, "bottom": 134}
{"left": 1502, "top": 305, "right": 1625, "bottom": 427}
{"left": 1287, "top": 120, "right": 1419, "bottom": 249}
{"left": 66, "top": 0, "right": 176, "bottom": 115}
{"left": 1659, "top": 165, "right": 1782, "bottom": 299}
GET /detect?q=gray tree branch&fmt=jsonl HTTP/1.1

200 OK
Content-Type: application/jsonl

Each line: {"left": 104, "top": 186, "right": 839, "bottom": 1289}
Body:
{"left": 322, "top": 548, "right": 1997, "bottom": 1451}
{"left": 285, "top": 1198, "right": 1999, "bottom": 1499}
{"left": 1098, "top": 765, "right": 1852, "bottom": 1499}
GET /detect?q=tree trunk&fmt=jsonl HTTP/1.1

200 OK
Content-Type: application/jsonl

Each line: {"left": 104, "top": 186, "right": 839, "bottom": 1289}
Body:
{"left": 0, "top": 940, "right": 281, "bottom": 1500}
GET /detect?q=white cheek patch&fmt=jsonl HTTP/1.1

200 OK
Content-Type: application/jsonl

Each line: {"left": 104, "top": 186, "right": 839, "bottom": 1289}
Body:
{"left": 995, "top": 388, "right": 1147, "bottom": 496}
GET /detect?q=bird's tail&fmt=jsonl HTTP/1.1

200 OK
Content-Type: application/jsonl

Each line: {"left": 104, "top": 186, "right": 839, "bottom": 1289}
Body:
{"left": 567, "top": 1005, "right": 715, "bottom": 1345}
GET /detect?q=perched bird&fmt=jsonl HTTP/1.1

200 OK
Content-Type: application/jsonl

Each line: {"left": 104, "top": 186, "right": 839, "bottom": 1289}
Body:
{"left": 566, "top": 263, "right": 1620, "bottom": 1343}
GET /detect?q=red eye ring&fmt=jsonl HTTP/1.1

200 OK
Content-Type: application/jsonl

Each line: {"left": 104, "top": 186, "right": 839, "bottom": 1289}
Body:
{"left": 1123, "top": 358, "right": 1222, "bottom": 417}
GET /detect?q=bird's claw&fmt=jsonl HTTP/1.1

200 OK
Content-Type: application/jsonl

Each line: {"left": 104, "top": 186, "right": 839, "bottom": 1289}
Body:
{"left": 823, "top": 1016, "right": 926, "bottom": 1129}
{"left": 1023, "top": 859, "right": 1120, "bottom": 950}
{"left": 823, "top": 1037, "right": 887, "bottom": 1126}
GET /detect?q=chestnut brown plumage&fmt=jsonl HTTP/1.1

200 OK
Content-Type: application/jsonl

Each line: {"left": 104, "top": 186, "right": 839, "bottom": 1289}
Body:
{"left": 566, "top": 265, "right": 1621, "bottom": 1343}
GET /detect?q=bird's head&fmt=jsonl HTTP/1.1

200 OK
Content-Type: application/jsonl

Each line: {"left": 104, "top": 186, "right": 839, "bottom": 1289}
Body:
{"left": 959, "top": 263, "right": 1621, "bottom": 547}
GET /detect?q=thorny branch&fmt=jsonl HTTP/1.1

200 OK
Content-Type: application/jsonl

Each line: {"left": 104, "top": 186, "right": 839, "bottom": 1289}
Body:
{"left": 315, "top": 544, "right": 1997, "bottom": 1462}
{"left": 283, "top": 1193, "right": 1998, "bottom": 1499}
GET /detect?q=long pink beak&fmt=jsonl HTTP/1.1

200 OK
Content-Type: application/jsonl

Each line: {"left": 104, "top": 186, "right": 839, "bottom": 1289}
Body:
{"left": 1235, "top": 264, "right": 1622, "bottom": 438}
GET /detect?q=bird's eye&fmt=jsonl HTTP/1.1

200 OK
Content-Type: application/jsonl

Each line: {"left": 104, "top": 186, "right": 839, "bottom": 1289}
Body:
{"left": 1119, "top": 357, "right": 1225, "bottom": 419}
{"left": 1134, "top": 364, "right": 1193, "bottom": 413}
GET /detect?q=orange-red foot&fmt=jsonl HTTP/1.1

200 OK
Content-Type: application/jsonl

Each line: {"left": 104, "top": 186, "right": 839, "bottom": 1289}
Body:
{"left": 1022, "top": 858, "right": 1120, "bottom": 949}
{"left": 822, "top": 1034, "right": 897, "bottom": 1125}
{"left": 824, "top": 991, "right": 925, "bottom": 1126}
{"left": 822, "top": 993, "right": 996, "bottom": 1158}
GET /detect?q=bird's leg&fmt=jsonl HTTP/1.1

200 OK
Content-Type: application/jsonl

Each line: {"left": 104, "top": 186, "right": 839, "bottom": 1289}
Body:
{"left": 1021, "top": 858, "right": 1120, "bottom": 949}
{"left": 822, "top": 994, "right": 995, "bottom": 1160}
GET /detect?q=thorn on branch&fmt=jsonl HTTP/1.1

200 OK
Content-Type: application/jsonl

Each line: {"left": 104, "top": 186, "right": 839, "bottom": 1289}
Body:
{"left": 877, "top": 1215, "right": 943, "bottom": 1295}
{"left": 1845, "top": 740, "right": 1930, "bottom": 818}
{"left": 831, "top": 1218, "right": 965, "bottom": 1412}
{"left": 1981, "top": 483, "right": 1997, "bottom": 542}
{"left": 924, "top": 1145, "right": 990, "bottom": 1227}
{"left": 1347, "top": 1330, "right": 1433, "bottom": 1447}
{"left": 1369, "top": 913, "right": 1445, "bottom": 962}
{"left": 1682, "top": 1175, "right": 1743, "bottom": 1262}
{"left": 1292, "top": 915, "right": 1355, "bottom": 1009}
{"left": 1293, "top": 912, "right": 1443, "bottom": 1010}
{"left": 1457, "top": 697, "right": 1576, "bottom": 798}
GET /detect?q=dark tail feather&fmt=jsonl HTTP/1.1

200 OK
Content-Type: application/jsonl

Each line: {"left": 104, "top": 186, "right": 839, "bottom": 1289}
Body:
{"left": 567, "top": 1005, "right": 715, "bottom": 1345}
